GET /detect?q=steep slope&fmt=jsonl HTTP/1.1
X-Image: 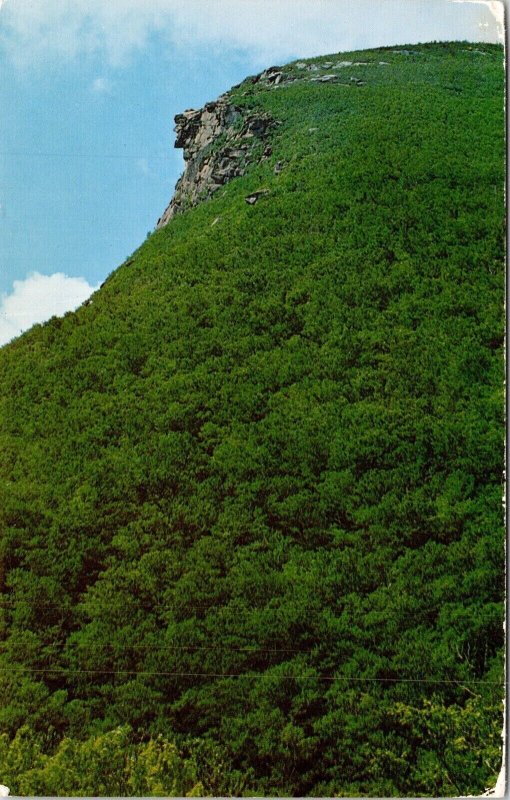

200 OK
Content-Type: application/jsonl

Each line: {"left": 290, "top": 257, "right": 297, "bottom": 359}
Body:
{"left": 0, "top": 42, "right": 505, "bottom": 797}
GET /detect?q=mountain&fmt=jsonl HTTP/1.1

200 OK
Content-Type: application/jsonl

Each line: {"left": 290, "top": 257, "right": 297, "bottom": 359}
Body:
{"left": 0, "top": 42, "right": 505, "bottom": 797}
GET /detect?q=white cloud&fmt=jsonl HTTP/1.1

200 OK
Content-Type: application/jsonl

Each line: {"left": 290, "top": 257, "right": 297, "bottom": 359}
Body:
{"left": 0, "top": 272, "right": 99, "bottom": 347}
{"left": 0, "top": 0, "right": 503, "bottom": 69}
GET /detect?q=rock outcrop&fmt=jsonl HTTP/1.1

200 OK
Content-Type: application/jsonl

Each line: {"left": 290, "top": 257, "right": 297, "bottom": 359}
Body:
{"left": 156, "top": 56, "right": 395, "bottom": 228}
{"left": 156, "top": 94, "right": 277, "bottom": 228}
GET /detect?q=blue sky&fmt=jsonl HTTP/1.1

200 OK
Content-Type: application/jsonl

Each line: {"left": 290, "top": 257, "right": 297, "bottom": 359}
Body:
{"left": 0, "top": 0, "right": 503, "bottom": 345}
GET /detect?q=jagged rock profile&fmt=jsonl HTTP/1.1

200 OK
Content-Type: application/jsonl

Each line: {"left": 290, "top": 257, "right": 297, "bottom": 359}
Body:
{"left": 155, "top": 58, "right": 384, "bottom": 228}
{"left": 156, "top": 94, "right": 276, "bottom": 227}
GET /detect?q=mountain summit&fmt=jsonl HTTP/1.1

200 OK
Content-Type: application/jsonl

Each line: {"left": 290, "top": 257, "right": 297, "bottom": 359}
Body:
{"left": 0, "top": 42, "right": 505, "bottom": 797}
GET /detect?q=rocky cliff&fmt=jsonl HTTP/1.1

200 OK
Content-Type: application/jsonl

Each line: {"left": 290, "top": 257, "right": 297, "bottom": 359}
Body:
{"left": 156, "top": 82, "right": 278, "bottom": 227}
{"left": 155, "top": 57, "right": 394, "bottom": 228}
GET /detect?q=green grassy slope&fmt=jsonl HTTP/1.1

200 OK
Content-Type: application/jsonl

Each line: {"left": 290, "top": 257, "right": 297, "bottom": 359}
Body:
{"left": 0, "top": 42, "right": 505, "bottom": 796}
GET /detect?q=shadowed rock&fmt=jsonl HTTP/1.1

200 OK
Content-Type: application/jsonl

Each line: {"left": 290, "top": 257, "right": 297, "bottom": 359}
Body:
{"left": 245, "top": 189, "right": 269, "bottom": 205}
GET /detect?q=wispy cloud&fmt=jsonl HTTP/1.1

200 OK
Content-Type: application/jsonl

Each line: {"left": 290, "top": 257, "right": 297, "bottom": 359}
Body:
{"left": 0, "top": 0, "right": 502, "bottom": 69}
{"left": 0, "top": 272, "right": 99, "bottom": 347}
{"left": 451, "top": 0, "right": 505, "bottom": 40}
{"left": 91, "top": 76, "right": 112, "bottom": 94}
{"left": 136, "top": 157, "right": 150, "bottom": 176}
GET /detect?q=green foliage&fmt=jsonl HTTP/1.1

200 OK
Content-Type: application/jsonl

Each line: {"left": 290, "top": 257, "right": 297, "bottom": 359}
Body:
{"left": 0, "top": 42, "right": 505, "bottom": 795}
{"left": 0, "top": 725, "right": 214, "bottom": 796}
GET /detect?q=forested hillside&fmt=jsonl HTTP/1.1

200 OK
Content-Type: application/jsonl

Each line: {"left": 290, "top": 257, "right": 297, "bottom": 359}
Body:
{"left": 0, "top": 42, "right": 505, "bottom": 797}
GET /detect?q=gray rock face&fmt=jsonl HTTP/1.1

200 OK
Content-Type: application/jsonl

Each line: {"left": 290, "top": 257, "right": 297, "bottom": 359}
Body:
{"left": 156, "top": 52, "right": 396, "bottom": 228}
{"left": 157, "top": 95, "right": 277, "bottom": 228}
{"left": 310, "top": 74, "right": 338, "bottom": 83}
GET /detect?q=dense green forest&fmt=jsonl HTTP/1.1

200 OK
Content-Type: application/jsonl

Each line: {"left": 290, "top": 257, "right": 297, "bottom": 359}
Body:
{"left": 0, "top": 42, "right": 505, "bottom": 796}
